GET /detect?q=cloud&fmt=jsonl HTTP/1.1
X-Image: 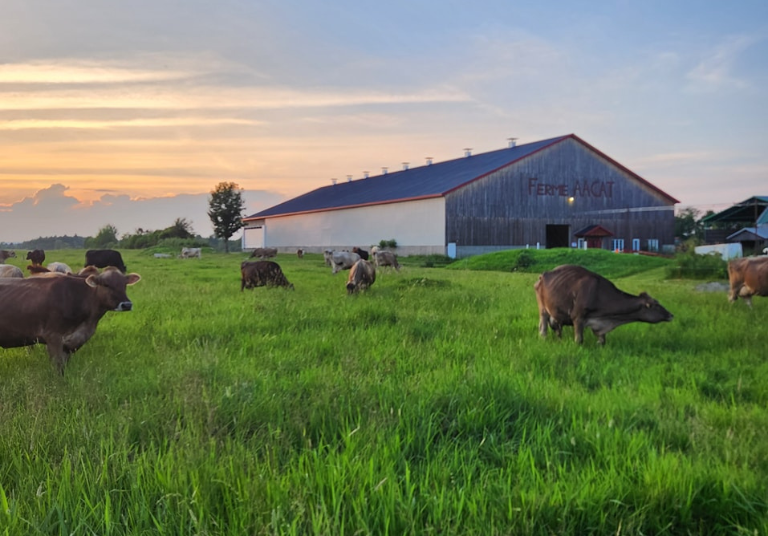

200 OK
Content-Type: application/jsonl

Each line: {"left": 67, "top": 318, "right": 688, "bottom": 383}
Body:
{"left": 0, "top": 184, "right": 285, "bottom": 243}
{"left": 686, "top": 34, "right": 762, "bottom": 90}
{"left": 0, "top": 117, "right": 263, "bottom": 130}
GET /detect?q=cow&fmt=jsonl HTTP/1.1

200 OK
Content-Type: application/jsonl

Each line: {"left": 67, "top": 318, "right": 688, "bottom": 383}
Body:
{"left": 0, "top": 267, "right": 141, "bottom": 374}
{"left": 323, "top": 250, "right": 334, "bottom": 266}
{"left": 352, "top": 247, "right": 369, "bottom": 261}
{"left": 728, "top": 256, "right": 768, "bottom": 307}
{"left": 180, "top": 247, "right": 202, "bottom": 259}
{"left": 329, "top": 251, "right": 360, "bottom": 274}
{"left": 27, "top": 264, "right": 52, "bottom": 276}
{"left": 346, "top": 259, "right": 376, "bottom": 294}
{"left": 47, "top": 262, "right": 73, "bottom": 274}
{"left": 26, "top": 249, "right": 45, "bottom": 266}
{"left": 249, "top": 247, "right": 277, "bottom": 259}
{"left": 370, "top": 246, "right": 380, "bottom": 256}
{"left": 0, "top": 250, "right": 16, "bottom": 263}
{"left": 240, "top": 261, "right": 294, "bottom": 291}
{"left": 85, "top": 249, "right": 127, "bottom": 273}
{"left": 153, "top": 253, "right": 172, "bottom": 258}
{"left": 534, "top": 264, "right": 673, "bottom": 345}
{"left": 374, "top": 250, "right": 400, "bottom": 271}
{"left": 297, "top": 249, "right": 304, "bottom": 259}
{"left": 78, "top": 266, "right": 101, "bottom": 278}
{"left": 0, "top": 265, "right": 23, "bottom": 278}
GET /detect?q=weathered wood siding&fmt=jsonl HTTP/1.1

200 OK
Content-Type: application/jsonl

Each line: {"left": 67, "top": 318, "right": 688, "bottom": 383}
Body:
{"left": 445, "top": 137, "right": 675, "bottom": 248}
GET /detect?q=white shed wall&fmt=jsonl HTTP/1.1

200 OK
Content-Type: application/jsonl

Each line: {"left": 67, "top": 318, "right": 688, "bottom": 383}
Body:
{"left": 262, "top": 197, "right": 446, "bottom": 254}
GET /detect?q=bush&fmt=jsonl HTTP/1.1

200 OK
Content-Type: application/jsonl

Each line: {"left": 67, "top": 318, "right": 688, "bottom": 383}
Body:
{"left": 510, "top": 250, "right": 535, "bottom": 271}
{"left": 665, "top": 251, "right": 728, "bottom": 280}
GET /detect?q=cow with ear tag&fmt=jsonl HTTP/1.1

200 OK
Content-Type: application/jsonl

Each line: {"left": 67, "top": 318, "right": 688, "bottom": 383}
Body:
{"left": 534, "top": 264, "right": 673, "bottom": 345}
{"left": 0, "top": 266, "right": 141, "bottom": 374}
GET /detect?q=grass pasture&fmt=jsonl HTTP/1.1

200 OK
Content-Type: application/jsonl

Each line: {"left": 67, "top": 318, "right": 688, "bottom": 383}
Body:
{"left": 0, "top": 249, "right": 766, "bottom": 535}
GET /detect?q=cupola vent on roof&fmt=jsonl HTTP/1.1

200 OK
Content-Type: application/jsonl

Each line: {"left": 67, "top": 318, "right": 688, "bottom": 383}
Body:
{"left": 382, "top": 167, "right": 388, "bottom": 175}
{"left": 402, "top": 162, "right": 410, "bottom": 170}
{"left": 508, "top": 138, "right": 518, "bottom": 148}
{"left": 464, "top": 148, "right": 472, "bottom": 157}
{"left": 426, "top": 157, "right": 433, "bottom": 166}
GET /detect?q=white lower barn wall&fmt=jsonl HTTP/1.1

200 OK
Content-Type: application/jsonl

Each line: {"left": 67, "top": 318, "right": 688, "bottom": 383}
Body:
{"left": 262, "top": 198, "right": 446, "bottom": 255}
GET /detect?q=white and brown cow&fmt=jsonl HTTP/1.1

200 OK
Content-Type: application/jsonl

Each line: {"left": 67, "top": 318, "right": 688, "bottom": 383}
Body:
{"left": 0, "top": 267, "right": 141, "bottom": 374}
{"left": 328, "top": 251, "right": 360, "bottom": 274}
{"left": 0, "top": 265, "right": 23, "bottom": 278}
{"left": 534, "top": 264, "right": 673, "bottom": 345}
{"left": 180, "top": 247, "right": 202, "bottom": 259}
{"left": 0, "top": 250, "right": 16, "bottom": 264}
{"left": 373, "top": 250, "right": 400, "bottom": 271}
{"left": 346, "top": 259, "right": 376, "bottom": 294}
{"left": 728, "top": 256, "right": 768, "bottom": 307}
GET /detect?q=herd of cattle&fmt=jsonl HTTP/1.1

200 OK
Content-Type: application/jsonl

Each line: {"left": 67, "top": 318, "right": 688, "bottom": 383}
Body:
{"left": 0, "top": 245, "right": 766, "bottom": 374}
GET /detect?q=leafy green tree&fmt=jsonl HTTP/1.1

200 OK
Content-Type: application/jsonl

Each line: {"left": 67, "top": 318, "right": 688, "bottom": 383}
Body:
{"left": 160, "top": 217, "right": 195, "bottom": 239}
{"left": 208, "top": 182, "right": 246, "bottom": 253}
{"left": 674, "top": 207, "right": 702, "bottom": 240}
{"left": 86, "top": 224, "right": 119, "bottom": 248}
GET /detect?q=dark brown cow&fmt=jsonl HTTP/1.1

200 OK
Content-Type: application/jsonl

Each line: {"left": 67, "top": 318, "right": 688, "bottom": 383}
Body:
{"left": 297, "top": 249, "right": 304, "bottom": 259}
{"left": 352, "top": 247, "right": 369, "bottom": 260}
{"left": 346, "top": 259, "right": 376, "bottom": 294}
{"left": 249, "top": 247, "right": 277, "bottom": 259}
{"left": 728, "top": 256, "right": 768, "bottom": 307}
{"left": 534, "top": 264, "right": 673, "bottom": 345}
{"left": 0, "top": 250, "right": 16, "bottom": 263}
{"left": 26, "top": 249, "right": 45, "bottom": 266}
{"left": 85, "top": 249, "right": 127, "bottom": 273}
{"left": 0, "top": 267, "right": 141, "bottom": 374}
{"left": 240, "top": 261, "right": 294, "bottom": 291}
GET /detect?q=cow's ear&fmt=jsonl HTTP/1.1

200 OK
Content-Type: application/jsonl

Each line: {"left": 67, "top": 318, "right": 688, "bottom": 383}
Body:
{"left": 126, "top": 273, "right": 141, "bottom": 285}
{"left": 639, "top": 292, "right": 649, "bottom": 298}
{"left": 85, "top": 274, "right": 99, "bottom": 288}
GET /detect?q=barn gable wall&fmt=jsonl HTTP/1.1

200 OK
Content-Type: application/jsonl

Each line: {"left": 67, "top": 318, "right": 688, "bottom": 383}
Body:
{"left": 445, "top": 138, "right": 675, "bottom": 249}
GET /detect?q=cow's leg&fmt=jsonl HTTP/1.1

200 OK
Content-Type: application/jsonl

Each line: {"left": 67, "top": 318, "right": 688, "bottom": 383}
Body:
{"left": 45, "top": 337, "right": 67, "bottom": 375}
{"left": 538, "top": 309, "right": 549, "bottom": 338}
{"left": 572, "top": 317, "right": 586, "bottom": 344}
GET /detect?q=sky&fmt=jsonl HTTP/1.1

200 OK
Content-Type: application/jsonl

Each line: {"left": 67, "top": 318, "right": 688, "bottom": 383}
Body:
{"left": 1, "top": 0, "right": 766, "bottom": 242}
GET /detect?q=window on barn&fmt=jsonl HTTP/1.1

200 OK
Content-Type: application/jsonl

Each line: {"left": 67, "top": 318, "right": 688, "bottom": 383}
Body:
{"left": 647, "top": 239, "right": 659, "bottom": 252}
{"left": 612, "top": 238, "right": 625, "bottom": 252}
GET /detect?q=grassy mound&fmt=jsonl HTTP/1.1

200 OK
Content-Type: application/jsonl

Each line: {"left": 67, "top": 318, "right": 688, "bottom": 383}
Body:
{"left": 447, "top": 248, "right": 672, "bottom": 279}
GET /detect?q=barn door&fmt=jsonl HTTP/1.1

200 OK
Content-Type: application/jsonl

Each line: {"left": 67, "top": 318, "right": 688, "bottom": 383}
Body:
{"left": 545, "top": 225, "right": 570, "bottom": 248}
{"left": 243, "top": 225, "right": 265, "bottom": 250}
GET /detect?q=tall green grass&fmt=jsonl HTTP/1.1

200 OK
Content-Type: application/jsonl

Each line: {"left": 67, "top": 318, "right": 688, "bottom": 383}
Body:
{"left": 0, "top": 249, "right": 765, "bottom": 535}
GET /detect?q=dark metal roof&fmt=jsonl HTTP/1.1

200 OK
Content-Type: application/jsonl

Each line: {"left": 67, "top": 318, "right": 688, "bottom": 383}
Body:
{"left": 701, "top": 196, "right": 768, "bottom": 225}
{"left": 245, "top": 134, "right": 678, "bottom": 220}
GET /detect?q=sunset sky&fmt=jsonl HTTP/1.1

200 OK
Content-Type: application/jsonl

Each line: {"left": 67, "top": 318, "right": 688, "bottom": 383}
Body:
{"left": 1, "top": 0, "right": 767, "bottom": 242}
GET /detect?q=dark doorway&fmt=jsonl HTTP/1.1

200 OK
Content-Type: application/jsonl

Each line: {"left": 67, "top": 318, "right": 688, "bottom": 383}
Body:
{"left": 546, "top": 224, "right": 570, "bottom": 248}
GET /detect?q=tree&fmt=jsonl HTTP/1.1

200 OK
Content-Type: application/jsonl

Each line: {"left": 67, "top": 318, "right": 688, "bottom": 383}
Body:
{"left": 208, "top": 182, "right": 246, "bottom": 253}
{"left": 674, "top": 207, "right": 702, "bottom": 240}
{"left": 86, "top": 224, "right": 119, "bottom": 248}
{"left": 159, "top": 217, "right": 195, "bottom": 239}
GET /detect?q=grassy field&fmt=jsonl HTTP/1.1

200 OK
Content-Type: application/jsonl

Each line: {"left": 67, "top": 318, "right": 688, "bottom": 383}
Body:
{"left": 0, "top": 249, "right": 766, "bottom": 535}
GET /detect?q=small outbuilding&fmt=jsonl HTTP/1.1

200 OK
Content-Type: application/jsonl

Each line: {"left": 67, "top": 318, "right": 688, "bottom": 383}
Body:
{"left": 243, "top": 134, "right": 678, "bottom": 258}
{"left": 702, "top": 196, "right": 768, "bottom": 255}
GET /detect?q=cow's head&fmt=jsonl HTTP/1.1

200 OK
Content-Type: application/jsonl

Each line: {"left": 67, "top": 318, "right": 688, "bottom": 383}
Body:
{"left": 637, "top": 292, "right": 673, "bottom": 323}
{"left": 85, "top": 267, "right": 141, "bottom": 311}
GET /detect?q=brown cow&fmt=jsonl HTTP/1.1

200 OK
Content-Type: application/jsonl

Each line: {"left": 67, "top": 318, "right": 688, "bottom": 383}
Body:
{"left": 297, "top": 249, "right": 304, "bottom": 259}
{"left": 346, "top": 259, "right": 376, "bottom": 294}
{"left": 0, "top": 265, "right": 23, "bottom": 278}
{"left": 534, "top": 264, "right": 673, "bottom": 345}
{"left": 0, "top": 250, "right": 16, "bottom": 263}
{"left": 352, "top": 247, "right": 369, "bottom": 260}
{"left": 249, "top": 247, "right": 277, "bottom": 259}
{"left": 26, "top": 249, "right": 45, "bottom": 266}
{"left": 240, "top": 261, "right": 294, "bottom": 291}
{"left": 728, "top": 256, "right": 768, "bottom": 307}
{"left": 0, "top": 267, "right": 141, "bottom": 374}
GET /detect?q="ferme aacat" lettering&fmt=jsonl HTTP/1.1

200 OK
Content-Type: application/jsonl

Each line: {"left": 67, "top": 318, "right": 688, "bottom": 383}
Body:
{"left": 527, "top": 177, "right": 614, "bottom": 198}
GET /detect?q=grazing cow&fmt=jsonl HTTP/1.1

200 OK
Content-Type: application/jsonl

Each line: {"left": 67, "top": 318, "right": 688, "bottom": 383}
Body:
{"left": 297, "top": 249, "right": 304, "bottom": 259}
{"left": 0, "top": 250, "right": 16, "bottom": 263}
{"left": 370, "top": 246, "right": 380, "bottom": 256}
{"left": 26, "top": 249, "right": 45, "bottom": 266}
{"left": 323, "top": 250, "right": 334, "bottom": 266}
{"left": 249, "top": 247, "right": 277, "bottom": 259}
{"left": 374, "top": 250, "right": 400, "bottom": 271}
{"left": 346, "top": 259, "right": 376, "bottom": 294}
{"left": 534, "top": 264, "right": 673, "bottom": 345}
{"left": 153, "top": 253, "right": 172, "bottom": 258}
{"left": 352, "top": 247, "right": 369, "bottom": 261}
{"left": 0, "top": 267, "right": 141, "bottom": 374}
{"left": 85, "top": 249, "right": 127, "bottom": 273}
{"left": 329, "top": 251, "right": 360, "bottom": 274}
{"left": 27, "top": 264, "right": 52, "bottom": 276}
{"left": 180, "top": 247, "right": 202, "bottom": 259}
{"left": 240, "top": 261, "right": 294, "bottom": 291}
{"left": 728, "top": 256, "right": 768, "bottom": 307}
{"left": 0, "top": 265, "right": 23, "bottom": 278}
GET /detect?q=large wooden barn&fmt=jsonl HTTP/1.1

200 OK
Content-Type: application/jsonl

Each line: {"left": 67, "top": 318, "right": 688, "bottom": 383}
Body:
{"left": 242, "top": 134, "right": 678, "bottom": 258}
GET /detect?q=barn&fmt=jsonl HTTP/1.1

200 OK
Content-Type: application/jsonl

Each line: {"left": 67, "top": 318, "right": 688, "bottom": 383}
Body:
{"left": 242, "top": 134, "right": 678, "bottom": 258}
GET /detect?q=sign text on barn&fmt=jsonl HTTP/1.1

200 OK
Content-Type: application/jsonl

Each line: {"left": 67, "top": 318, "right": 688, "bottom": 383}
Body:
{"left": 527, "top": 178, "right": 614, "bottom": 199}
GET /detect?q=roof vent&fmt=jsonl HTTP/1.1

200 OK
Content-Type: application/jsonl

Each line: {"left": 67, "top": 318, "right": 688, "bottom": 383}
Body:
{"left": 508, "top": 138, "right": 518, "bottom": 148}
{"left": 402, "top": 162, "right": 410, "bottom": 170}
{"left": 346, "top": 175, "right": 353, "bottom": 182}
{"left": 382, "top": 167, "right": 388, "bottom": 175}
{"left": 331, "top": 178, "right": 338, "bottom": 185}
{"left": 426, "top": 157, "right": 433, "bottom": 166}
{"left": 363, "top": 171, "right": 369, "bottom": 178}
{"left": 464, "top": 148, "right": 472, "bottom": 158}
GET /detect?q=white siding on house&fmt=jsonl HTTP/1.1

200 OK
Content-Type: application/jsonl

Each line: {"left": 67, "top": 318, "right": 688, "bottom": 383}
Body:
{"left": 262, "top": 197, "right": 446, "bottom": 254}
